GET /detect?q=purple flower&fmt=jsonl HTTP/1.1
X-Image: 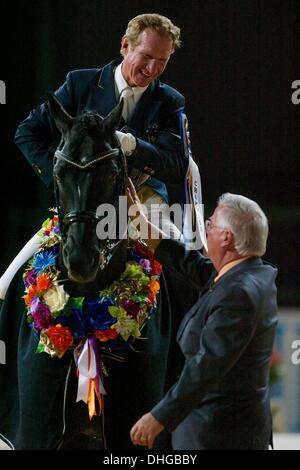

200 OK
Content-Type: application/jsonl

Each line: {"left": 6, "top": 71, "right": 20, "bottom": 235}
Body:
{"left": 120, "top": 300, "right": 140, "bottom": 318}
{"left": 53, "top": 224, "right": 60, "bottom": 234}
{"left": 24, "top": 270, "right": 37, "bottom": 288}
{"left": 30, "top": 297, "right": 52, "bottom": 330}
{"left": 139, "top": 258, "right": 151, "bottom": 273}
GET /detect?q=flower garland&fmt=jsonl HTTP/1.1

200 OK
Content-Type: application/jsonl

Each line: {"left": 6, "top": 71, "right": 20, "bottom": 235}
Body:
{"left": 22, "top": 213, "right": 162, "bottom": 418}
{"left": 23, "top": 213, "right": 162, "bottom": 359}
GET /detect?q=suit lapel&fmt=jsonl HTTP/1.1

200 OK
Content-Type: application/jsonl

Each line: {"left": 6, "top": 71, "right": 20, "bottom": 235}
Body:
{"left": 90, "top": 65, "right": 162, "bottom": 131}
{"left": 89, "top": 60, "right": 119, "bottom": 117}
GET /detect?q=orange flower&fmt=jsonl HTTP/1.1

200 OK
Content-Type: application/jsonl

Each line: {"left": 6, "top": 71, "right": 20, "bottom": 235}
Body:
{"left": 36, "top": 273, "right": 52, "bottom": 292}
{"left": 24, "top": 285, "right": 38, "bottom": 306}
{"left": 148, "top": 279, "right": 160, "bottom": 305}
{"left": 94, "top": 329, "right": 119, "bottom": 342}
{"left": 46, "top": 324, "right": 73, "bottom": 351}
{"left": 149, "top": 279, "right": 160, "bottom": 296}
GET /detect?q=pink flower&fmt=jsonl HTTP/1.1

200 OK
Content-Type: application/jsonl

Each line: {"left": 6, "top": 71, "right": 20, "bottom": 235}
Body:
{"left": 30, "top": 297, "right": 52, "bottom": 329}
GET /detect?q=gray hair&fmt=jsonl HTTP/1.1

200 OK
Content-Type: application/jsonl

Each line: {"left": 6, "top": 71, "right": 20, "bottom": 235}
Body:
{"left": 216, "top": 193, "right": 269, "bottom": 257}
{"left": 120, "top": 13, "right": 181, "bottom": 56}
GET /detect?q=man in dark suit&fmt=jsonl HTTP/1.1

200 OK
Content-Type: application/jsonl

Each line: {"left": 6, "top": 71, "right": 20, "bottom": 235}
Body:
{"left": 129, "top": 187, "right": 278, "bottom": 450}
{"left": 2, "top": 13, "right": 190, "bottom": 299}
{"left": 0, "top": 13, "right": 198, "bottom": 449}
{"left": 14, "top": 13, "right": 185, "bottom": 207}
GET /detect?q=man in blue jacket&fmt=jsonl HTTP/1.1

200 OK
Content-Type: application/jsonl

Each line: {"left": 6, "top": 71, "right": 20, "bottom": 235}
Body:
{"left": 14, "top": 13, "right": 185, "bottom": 210}
{"left": 4, "top": 12, "right": 190, "bottom": 295}
{"left": 2, "top": 13, "right": 199, "bottom": 449}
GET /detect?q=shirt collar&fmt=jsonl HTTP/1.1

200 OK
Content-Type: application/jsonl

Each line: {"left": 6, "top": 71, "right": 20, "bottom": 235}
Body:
{"left": 114, "top": 62, "right": 149, "bottom": 102}
{"left": 214, "top": 256, "right": 250, "bottom": 283}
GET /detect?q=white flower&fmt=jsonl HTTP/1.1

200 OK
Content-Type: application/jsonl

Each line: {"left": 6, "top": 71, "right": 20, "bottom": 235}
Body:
{"left": 43, "top": 283, "right": 69, "bottom": 313}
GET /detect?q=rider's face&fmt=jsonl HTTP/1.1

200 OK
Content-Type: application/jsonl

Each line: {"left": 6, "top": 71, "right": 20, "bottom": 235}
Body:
{"left": 121, "top": 28, "right": 173, "bottom": 87}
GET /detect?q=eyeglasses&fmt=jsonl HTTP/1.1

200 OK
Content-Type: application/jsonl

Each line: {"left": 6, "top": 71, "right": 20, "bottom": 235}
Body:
{"left": 205, "top": 218, "right": 228, "bottom": 232}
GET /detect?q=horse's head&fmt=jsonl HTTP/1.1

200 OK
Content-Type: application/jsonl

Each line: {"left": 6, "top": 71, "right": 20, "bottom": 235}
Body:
{"left": 48, "top": 93, "right": 126, "bottom": 284}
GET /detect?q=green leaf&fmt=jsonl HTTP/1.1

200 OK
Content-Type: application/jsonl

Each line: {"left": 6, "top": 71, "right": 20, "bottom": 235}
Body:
{"left": 62, "top": 296, "right": 84, "bottom": 316}
{"left": 109, "top": 306, "right": 127, "bottom": 318}
{"left": 131, "top": 294, "right": 147, "bottom": 303}
{"left": 41, "top": 218, "right": 51, "bottom": 229}
{"left": 36, "top": 342, "right": 45, "bottom": 354}
{"left": 71, "top": 297, "right": 84, "bottom": 309}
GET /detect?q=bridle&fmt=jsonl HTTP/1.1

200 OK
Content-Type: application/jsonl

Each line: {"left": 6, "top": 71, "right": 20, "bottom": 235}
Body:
{"left": 54, "top": 144, "right": 128, "bottom": 270}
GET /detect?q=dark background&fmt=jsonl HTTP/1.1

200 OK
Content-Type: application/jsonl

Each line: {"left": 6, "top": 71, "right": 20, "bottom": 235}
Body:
{"left": 0, "top": 0, "right": 299, "bottom": 304}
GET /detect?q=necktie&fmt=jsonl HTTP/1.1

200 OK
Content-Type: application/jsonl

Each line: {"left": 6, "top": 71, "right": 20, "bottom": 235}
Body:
{"left": 120, "top": 87, "right": 135, "bottom": 122}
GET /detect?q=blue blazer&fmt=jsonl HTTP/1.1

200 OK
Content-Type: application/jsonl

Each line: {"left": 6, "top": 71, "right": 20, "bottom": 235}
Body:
{"left": 14, "top": 59, "right": 186, "bottom": 203}
{"left": 151, "top": 239, "right": 278, "bottom": 450}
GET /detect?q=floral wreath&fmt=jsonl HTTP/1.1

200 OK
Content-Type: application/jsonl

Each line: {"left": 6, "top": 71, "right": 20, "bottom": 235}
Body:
{"left": 23, "top": 212, "right": 162, "bottom": 417}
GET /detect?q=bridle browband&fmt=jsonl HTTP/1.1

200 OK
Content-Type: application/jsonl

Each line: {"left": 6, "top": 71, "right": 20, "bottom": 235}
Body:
{"left": 54, "top": 148, "right": 120, "bottom": 170}
{"left": 54, "top": 145, "right": 128, "bottom": 270}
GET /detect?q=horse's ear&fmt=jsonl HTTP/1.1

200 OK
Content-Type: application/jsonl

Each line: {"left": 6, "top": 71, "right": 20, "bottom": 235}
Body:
{"left": 47, "top": 91, "right": 73, "bottom": 135}
{"left": 103, "top": 98, "right": 124, "bottom": 136}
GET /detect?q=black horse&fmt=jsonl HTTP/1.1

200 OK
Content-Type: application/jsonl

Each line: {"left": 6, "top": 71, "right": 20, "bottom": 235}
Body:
{"left": 0, "top": 94, "right": 186, "bottom": 450}
{"left": 51, "top": 93, "right": 128, "bottom": 294}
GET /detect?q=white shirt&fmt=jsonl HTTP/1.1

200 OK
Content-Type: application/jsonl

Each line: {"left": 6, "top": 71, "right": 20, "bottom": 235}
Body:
{"left": 114, "top": 62, "right": 148, "bottom": 122}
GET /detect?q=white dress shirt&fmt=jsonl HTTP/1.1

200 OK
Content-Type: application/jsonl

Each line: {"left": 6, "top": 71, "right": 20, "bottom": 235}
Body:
{"left": 114, "top": 62, "right": 148, "bottom": 122}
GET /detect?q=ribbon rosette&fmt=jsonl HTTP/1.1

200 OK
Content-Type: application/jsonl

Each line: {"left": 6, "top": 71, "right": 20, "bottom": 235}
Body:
{"left": 74, "top": 338, "right": 106, "bottom": 420}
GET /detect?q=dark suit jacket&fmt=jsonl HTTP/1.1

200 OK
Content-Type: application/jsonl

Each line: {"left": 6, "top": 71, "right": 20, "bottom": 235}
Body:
{"left": 14, "top": 59, "right": 185, "bottom": 203}
{"left": 151, "top": 239, "right": 278, "bottom": 450}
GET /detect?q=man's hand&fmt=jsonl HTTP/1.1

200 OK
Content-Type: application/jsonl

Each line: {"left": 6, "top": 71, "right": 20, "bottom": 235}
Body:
{"left": 126, "top": 178, "right": 166, "bottom": 252}
{"left": 130, "top": 412, "right": 164, "bottom": 449}
{"left": 115, "top": 130, "right": 136, "bottom": 156}
{"left": 126, "top": 177, "right": 146, "bottom": 219}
